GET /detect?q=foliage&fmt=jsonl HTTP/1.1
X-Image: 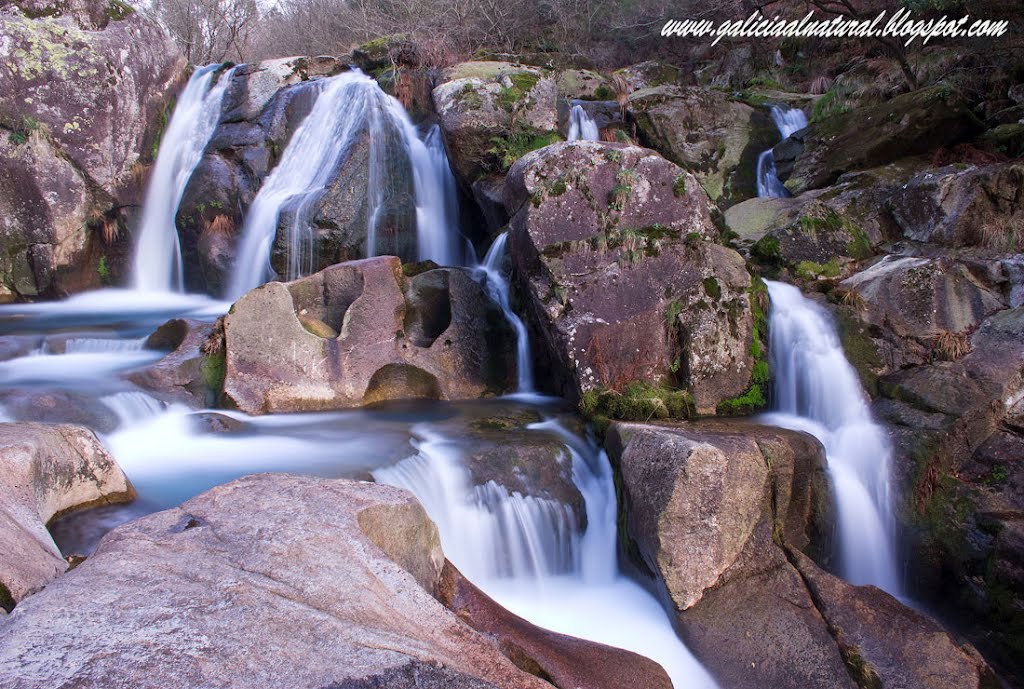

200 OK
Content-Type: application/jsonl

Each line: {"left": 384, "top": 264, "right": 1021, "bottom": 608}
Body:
{"left": 795, "top": 259, "right": 841, "bottom": 281}
{"left": 97, "top": 256, "right": 111, "bottom": 285}
{"left": 488, "top": 126, "right": 559, "bottom": 172}
{"left": 581, "top": 381, "right": 694, "bottom": 434}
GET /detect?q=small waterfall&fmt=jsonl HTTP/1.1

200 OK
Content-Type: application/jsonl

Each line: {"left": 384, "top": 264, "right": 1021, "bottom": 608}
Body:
{"left": 62, "top": 337, "right": 145, "bottom": 353}
{"left": 567, "top": 103, "right": 600, "bottom": 141}
{"left": 228, "top": 71, "right": 464, "bottom": 300}
{"left": 756, "top": 105, "right": 808, "bottom": 198}
{"left": 374, "top": 428, "right": 579, "bottom": 579}
{"left": 415, "top": 125, "right": 463, "bottom": 266}
{"left": 474, "top": 232, "right": 534, "bottom": 392}
{"left": 373, "top": 418, "right": 717, "bottom": 688}
{"left": 134, "top": 64, "right": 236, "bottom": 293}
{"left": 101, "top": 391, "right": 166, "bottom": 427}
{"left": 764, "top": 281, "right": 902, "bottom": 595}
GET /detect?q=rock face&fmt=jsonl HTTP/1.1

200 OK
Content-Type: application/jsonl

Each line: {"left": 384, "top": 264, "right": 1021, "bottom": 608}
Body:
{"left": 0, "top": 0, "right": 185, "bottom": 299}
{"left": 840, "top": 255, "right": 1006, "bottom": 370}
{"left": 222, "top": 257, "right": 513, "bottom": 413}
{"left": 888, "top": 162, "right": 1024, "bottom": 249}
{"left": 0, "top": 474, "right": 563, "bottom": 688}
{"left": 628, "top": 86, "right": 777, "bottom": 208}
{"left": 433, "top": 62, "right": 558, "bottom": 184}
{"left": 0, "top": 423, "right": 134, "bottom": 606}
{"left": 870, "top": 306, "right": 1024, "bottom": 679}
{"left": 774, "top": 86, "right": 984, "bottom": 195}
{"left": 506, "top": 140, "right": 758, "bottom": 413}
{"left": 606, "top": 420, "right": 996, "bottom": 689}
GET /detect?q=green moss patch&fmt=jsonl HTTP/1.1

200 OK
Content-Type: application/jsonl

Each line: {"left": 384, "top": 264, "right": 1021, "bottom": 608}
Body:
{"left": 581, "top": 382, "right": 694, "bottom": 435}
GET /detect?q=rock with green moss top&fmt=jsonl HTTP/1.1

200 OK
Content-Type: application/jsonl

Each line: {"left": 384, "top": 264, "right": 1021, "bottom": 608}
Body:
{"left": 554, "top": 69, "right": 610, "bottom": 101}
{"left": 0, "top": 0, "right": 184, "bottom": 298}
{"left": 432, "top": 61, "right": 558, "bottom": 185}
{"left": 222, "top": 256, "right": 514, "bottom": 413}
{"left": 505, "top": 140, "right": 757, "bottom": 414}
{"left": 773, "top": 85, "right": 985, "bottom": 195}
{"left": 0, "top": 422, "right": 134, "bottom": 605}
{"left": 889, "top": 162, "right": 1024, "bottom": 250}
{"left": 628, "top": 86, "right": 778, "bottom": 209}
{"left": 612, "top": 61, "right": 679, "bottom": 91}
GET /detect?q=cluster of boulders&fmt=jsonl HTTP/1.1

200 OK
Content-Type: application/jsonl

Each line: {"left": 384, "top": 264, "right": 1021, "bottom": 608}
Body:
{"left": 2, "top": 2, "right": 1023, "bottom": 685}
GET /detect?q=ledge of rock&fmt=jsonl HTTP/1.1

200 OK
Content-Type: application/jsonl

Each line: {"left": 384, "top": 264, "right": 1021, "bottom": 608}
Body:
{"left": 0, "top": 422, "right": 134, "bottom": 606}
{"left": 0, "top": 473, "right": 658, "bottom": 689}
{"left": 222, "top": 256, "right": 514, "bottom": 413}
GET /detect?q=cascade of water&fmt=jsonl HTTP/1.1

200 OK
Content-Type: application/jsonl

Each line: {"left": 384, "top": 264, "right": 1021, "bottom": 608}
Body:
{"left": 764, "top": 280, "right": 902, "bottom": 595}
{"left": 567, "top": 103, "right": 600, "bottom": 141}
{"left": 134, "top": 64, "right": 236, "bottom": 293}
{"left": 415, "top": 125, "right": 463, "bottom": 266}
{"left": 474, "top": 232, "right": 534, "bottom": 392}
{"left": 228, "top": 72, "right": 379, "bottom": 299}
{"left": 373, "top": 417, "right": 718, "bottom": 689}
{"left": 755, "top": 104, "right": 808, "bottom": 198}
{"left": 101, "top": 391, "right": 166, "bottom": 428}
{"left": 228, "top": 71, "right": 465, "bottom": 300}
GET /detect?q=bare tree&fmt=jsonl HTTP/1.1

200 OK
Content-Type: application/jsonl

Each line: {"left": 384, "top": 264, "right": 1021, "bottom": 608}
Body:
{"left": 154, "top": 0, "right": 260, "bottom": 63}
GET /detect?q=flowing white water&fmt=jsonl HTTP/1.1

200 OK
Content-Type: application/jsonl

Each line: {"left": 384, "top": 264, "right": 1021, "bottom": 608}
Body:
{"left": 228, "top": 71, "right": 463, "bottom": 300}
{"left": 763, "top": 281, "right": 902, "bottom": 594}
{"left": 417, "top": 125, "right": 463, "bottom": 266}
{"left": 474, "top": 232, "right": 534, "bottom": 392}
{"left": 567, "top": 103, "right": 600, "bottom": 141}
{"left": 228, "top": 72, "right": 380, "bottom": 297}
{"left": 374, "top": 418, "right": 717, "bottom": 689}
{"left": 134, "top": 64, "right": 236, "bottom": 293}
{"left": 756, "top": 105, "right": 808, "bottom": 198}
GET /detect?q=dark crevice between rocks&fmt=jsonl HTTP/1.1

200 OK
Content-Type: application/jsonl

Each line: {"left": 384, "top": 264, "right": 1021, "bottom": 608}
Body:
{"left": 0, "top": 580, "right": 15, "bottom": 613}
{"left": 403, "top": 272, "right": 452, "bottom": 348}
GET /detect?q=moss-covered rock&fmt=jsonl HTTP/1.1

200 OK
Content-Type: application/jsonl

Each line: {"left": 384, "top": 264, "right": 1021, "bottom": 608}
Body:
{"left": 628, "top": 86, "right": 777, "bottom": 209}
{"left": 505, "top": 140, "right": 757, "bottom": 414}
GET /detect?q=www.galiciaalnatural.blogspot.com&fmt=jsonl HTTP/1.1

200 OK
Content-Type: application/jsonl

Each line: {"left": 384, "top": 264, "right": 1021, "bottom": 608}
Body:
{"left": 662, "top": 8, "right": 1010, "bottom": 46}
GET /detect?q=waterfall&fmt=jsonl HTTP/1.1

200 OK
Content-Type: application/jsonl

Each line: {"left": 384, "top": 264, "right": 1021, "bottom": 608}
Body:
{"left": 134, "top": 64, "right": 236, "bottom": 293}
{"left": 567, "top": 103, "right": 600, "bottom": 142}
{"left": 474, "top": 232, "right": 534, "bottom": 392}
{"left": 415, "top": 125, "right": 463, "bottom": 266}
{"left": 374, "top": 418, "right": 717, "bottom": 689}
{"left": 756, "top": 105, "right": 808, "bottom": 198}
{"left": 763, "top": 281, "right": 902, "bottom": 595}
{"left": 228, "top": 71, "right": 464, "bottom": 301}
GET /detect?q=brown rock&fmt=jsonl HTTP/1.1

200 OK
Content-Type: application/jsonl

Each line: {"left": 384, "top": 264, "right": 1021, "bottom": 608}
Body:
{"left": 506, "top": 140, "right": 756, "bottom": 413}
{"left": 222, "top": 257, "right": 513, "bottom": 413}
{"left": 0, "top": 474, "right": 553, "bottom": 689}
{"left": 0, "top": 422, "right": 134, "bottom": 605}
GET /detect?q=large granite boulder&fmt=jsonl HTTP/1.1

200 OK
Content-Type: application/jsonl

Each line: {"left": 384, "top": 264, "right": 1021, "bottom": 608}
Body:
{"left": 628, "top": 86, "right": 777, "bottom": 208}
{"left": 0, "top": 0, "right": 185, "bottom": 299}
{"left": 0, "top": 473, "right": 645, "bottom": 688}
{"left": 774, "top": 86, "right": 984, "bottom": 195}
{"left": 506, "top": 140, "right": 760, "bottom": 414}
{"left": 221, "top": 256, "right": 514, "bottom": 413}
{"left": 0, "top": 423, "right": 133, "bottom": 607}
{"left": 606, "top": 420, "right": 996, "bottom": 689}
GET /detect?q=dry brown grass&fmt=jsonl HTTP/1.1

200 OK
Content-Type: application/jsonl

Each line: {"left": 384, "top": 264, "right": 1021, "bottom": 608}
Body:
{"left": 205, "top": 213, "right": 236, "bottom": 236}
{"left": 612, "top": 73, "right": 630, "bottom": 113}
{"left": 201, "top": 316, "right": 226, "bottom": 356}
{"left": 931, "top": 330, "right": 973, "bottom": 361}
{"left": 809, "top": 74, "right": 833, "bottom": 95}
{"left": 87, "top": 207, "right": 121, "bottom": 245}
